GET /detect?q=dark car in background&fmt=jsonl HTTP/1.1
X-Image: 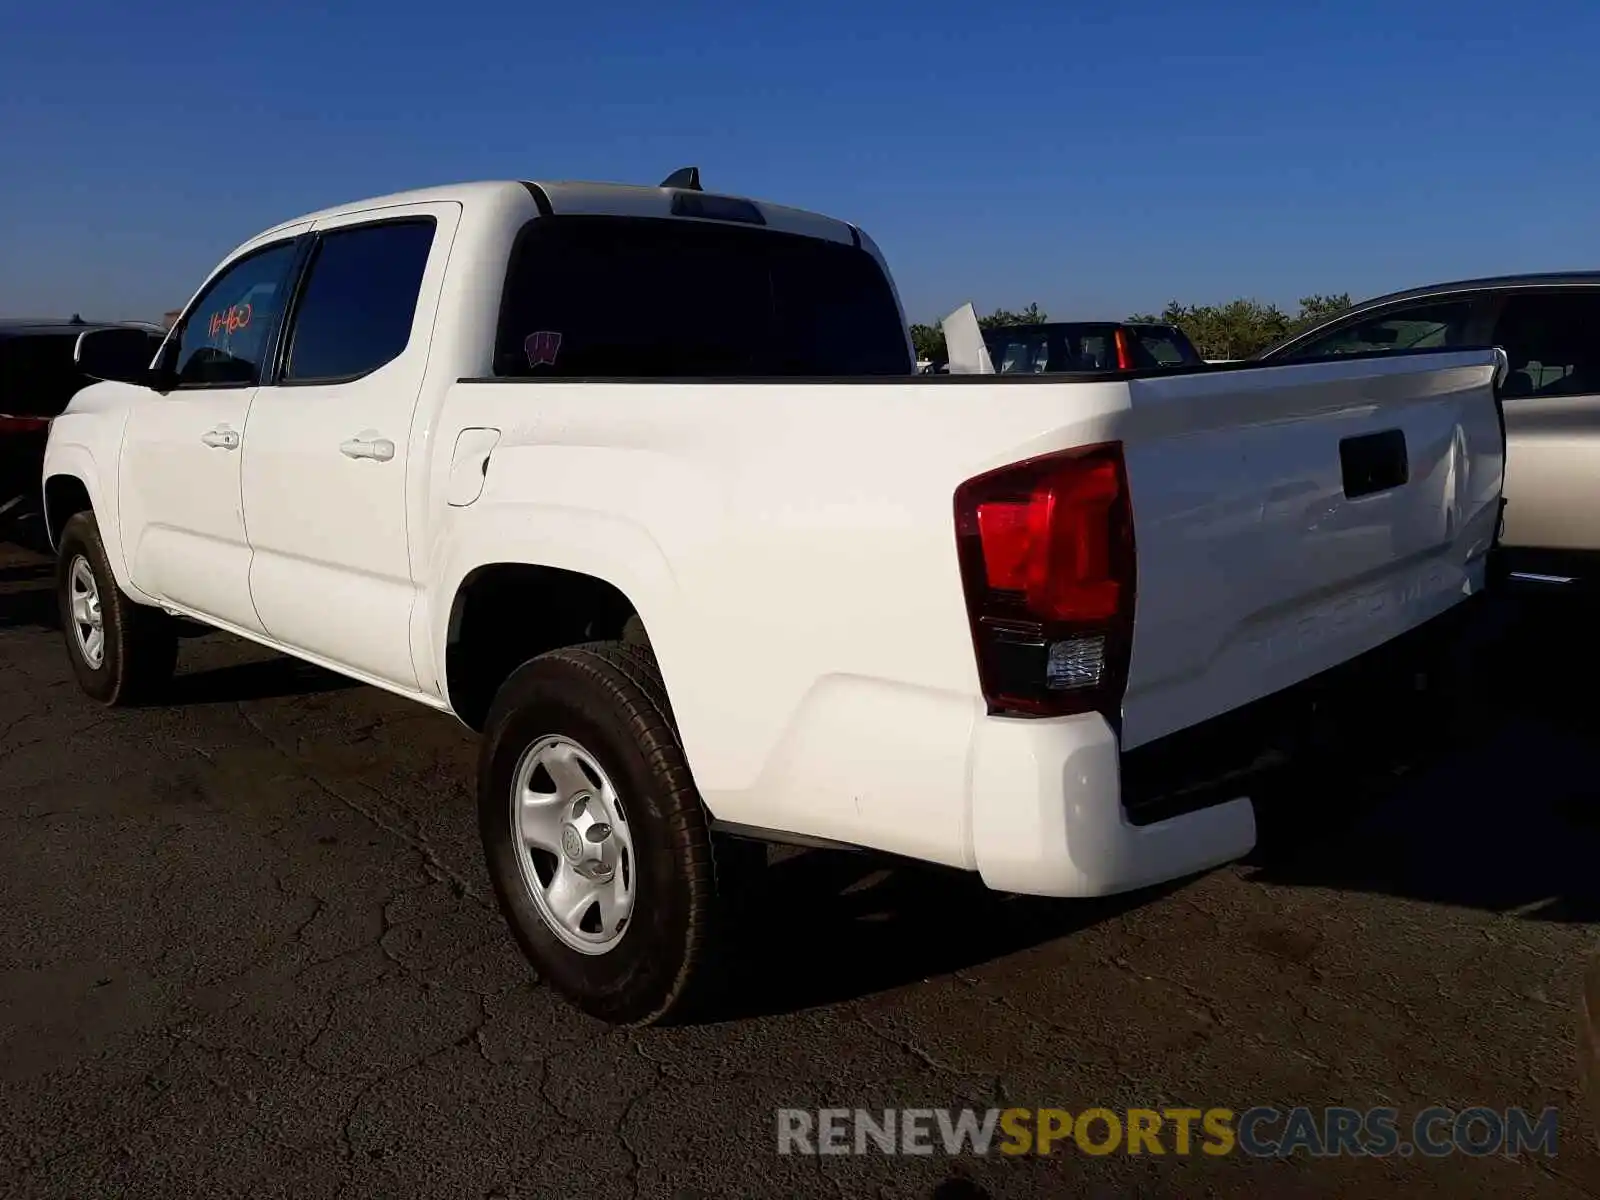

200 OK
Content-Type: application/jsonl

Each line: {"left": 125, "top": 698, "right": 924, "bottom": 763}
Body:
{"left": 982, "top": 320, "right": 1204, "bottom": 374}
{"left": 0, "top": 317, "right": 163, "bottom": 545}
{"left": 1253, "top": 273, "right": 1600, "bottom": 587}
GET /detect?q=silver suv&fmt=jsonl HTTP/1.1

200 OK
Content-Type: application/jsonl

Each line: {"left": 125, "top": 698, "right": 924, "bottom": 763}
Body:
{"left": 1257, "top": 274, "right": 1600, "bottom": 588}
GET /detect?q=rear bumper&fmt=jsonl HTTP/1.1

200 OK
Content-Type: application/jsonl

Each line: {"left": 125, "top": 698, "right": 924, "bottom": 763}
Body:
{"left": 966, "top": 704, "right": 1254, "bottom": 902}
{"left": 969, "top": 590, "right": 1505, "bottom": 898}
{"left": 969, "top": 708, "right": 1254, "bottom": 897}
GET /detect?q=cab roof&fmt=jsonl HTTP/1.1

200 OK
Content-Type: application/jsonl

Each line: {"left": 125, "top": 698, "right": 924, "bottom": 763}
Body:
{"left": 256, "top": 178, "right": 861, "bottom": 249}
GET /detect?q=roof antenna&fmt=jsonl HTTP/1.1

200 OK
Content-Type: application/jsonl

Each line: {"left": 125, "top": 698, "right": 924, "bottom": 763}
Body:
{"left": 658, "top": 166, "right": 702, "bottom": 191}
{"left": 70, "top": 313, "right": 84, "bottom": 324}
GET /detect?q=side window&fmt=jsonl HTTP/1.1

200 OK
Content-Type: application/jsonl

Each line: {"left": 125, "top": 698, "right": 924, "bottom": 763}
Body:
{"left": 1288, "top": 301, "right": 1473, "bottom": 361}
{"left": 1492, "top": 293, "right": 1600, "bottom": 400}
{"left": 173, "top": 242, "right": 299, "bottom": 387}
{"left": 282, "top": 220, "right": 437, "bottom": 383}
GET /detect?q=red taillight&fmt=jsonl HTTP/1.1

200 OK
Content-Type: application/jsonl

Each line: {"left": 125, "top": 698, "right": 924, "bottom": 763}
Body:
{"left": 954, "top": 444, "right": 1136, "bottom": 719}
{"left": 972, "top": 455, "right": 1123, "bottom": 622}
{"left": 0, "top": 415, "right": 50, "bottom": 435}
{"left": 1113, "top": 328, "right": 1135, "bottom": 371}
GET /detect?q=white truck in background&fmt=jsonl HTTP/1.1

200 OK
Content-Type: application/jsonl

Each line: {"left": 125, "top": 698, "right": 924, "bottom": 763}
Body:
{"left": 47, "top": 170, "right": 1506, "bottom": 1025}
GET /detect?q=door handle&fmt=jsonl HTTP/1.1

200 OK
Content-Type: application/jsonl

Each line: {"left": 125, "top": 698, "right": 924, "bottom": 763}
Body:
{"left": 340, "top": 434, "right": 395, "bottom": 462}
{"left": 200, "top": 427, "right": 240, "bottom": 450}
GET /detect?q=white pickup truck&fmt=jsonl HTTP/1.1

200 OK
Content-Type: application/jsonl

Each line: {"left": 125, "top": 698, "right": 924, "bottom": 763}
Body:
{"left": 48, "top": 171, "right": 1507, "bottom": 1025}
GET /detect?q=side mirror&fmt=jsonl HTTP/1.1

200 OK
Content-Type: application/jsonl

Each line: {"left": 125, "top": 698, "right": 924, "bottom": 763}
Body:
{"left": 73, "top": 327, "right": 168, "bottom": 388}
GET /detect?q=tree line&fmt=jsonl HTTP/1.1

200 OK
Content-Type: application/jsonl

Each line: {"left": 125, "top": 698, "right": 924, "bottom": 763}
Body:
{"left": 909, "top": 295, "right": 1353, "bottom": 363}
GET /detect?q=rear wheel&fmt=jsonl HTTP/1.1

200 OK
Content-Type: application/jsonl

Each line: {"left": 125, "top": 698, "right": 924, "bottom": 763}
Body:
{"left": 477, "top": 641, "right": 743, "bottom": 1025}
{"left": 56, "top": 511, "right": 177, "bottom": 705}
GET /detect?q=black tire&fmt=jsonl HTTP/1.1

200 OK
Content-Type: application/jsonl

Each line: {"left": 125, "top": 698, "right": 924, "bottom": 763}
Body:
{"left": 56, "top": 511, "right": 177, "bottom": 705}
{"left": 478, "top": 641, "right": 740, "bottom": 1025}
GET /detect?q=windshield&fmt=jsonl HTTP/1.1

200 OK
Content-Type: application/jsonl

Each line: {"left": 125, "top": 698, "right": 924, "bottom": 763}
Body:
{"left": 494, "top": 216, "right": 911, "bottom": 377}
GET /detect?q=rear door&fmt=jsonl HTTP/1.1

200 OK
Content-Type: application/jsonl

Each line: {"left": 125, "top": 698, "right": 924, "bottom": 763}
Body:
{"left": 1485, "top": 288, "right": 1600, "bottom": 556}
{"left": 241, "top": 202, "right": 458, "bottom": 689}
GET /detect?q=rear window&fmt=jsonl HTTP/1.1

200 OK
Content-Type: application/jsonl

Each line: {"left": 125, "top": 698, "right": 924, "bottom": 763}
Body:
{"left": 0, "top": 333, "right": 91, "bottom": 417}
{"left": 493, "top": 216, "right": 911, "bottom": 378}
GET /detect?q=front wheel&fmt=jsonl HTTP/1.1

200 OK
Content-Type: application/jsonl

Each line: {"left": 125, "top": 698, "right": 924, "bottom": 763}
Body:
{"left": 56, "top": 511, "right": 177, "bottom": 705}
{"left": 478, "top": 641, "right": 739, "bottom": 1025}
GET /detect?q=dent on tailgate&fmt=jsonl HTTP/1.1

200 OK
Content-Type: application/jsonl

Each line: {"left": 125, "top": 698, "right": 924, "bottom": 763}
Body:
{"left": 1114, "top": 351, "right": 1505, "bottom": 750}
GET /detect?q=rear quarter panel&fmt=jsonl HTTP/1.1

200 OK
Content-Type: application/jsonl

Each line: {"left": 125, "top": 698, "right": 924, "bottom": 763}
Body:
{"left": 429, "top": 377, "right": 1131, "bottom": 866}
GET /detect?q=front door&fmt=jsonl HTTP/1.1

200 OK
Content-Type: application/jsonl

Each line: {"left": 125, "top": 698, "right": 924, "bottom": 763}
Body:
{"left": 241, "top": 203, "right": 458, "bottom": 688}
{"left": 119, "top": 236, "right": 303, "bottom": 631}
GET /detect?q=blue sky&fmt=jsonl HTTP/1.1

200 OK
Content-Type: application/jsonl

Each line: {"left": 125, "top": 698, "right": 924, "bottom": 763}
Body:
{"left": 3, "top": 0, "right": 1597, "bottom": 326}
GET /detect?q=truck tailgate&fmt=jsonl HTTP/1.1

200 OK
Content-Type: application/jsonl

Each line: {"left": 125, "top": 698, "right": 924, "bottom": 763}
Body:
{"left": 1116, "top": 349, "right": 1504, "bottom": 750}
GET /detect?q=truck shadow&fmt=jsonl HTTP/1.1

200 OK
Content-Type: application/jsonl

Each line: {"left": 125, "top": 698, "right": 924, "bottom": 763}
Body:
{"left": 1245, "top": 737, "right": 1600, "bottom": 922}
{"left": 720, "top": 849, "right": 1191, "bottom": 1021}
{"left": 0, "top": 552, "right": 355, "bottom": 703}
{"left": 164, "top": 656, "right": 359, "bottom": 705}
{"left": 0, "top": 559, "right": 56, "bottom": 630}
{"left": 1242, "top": 590, "right": 1600, "bottom": 923}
